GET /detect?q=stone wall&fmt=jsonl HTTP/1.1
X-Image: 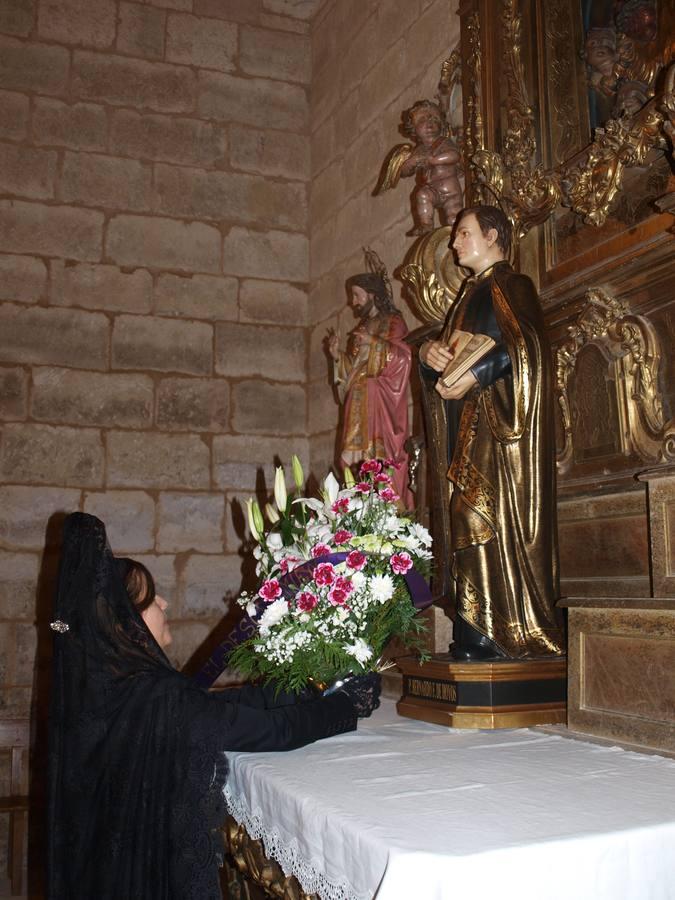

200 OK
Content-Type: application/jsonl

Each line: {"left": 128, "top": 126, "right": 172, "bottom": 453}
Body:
{"left": 307, "top": 0, "right": 460, "bottom": 473}
{"left": 0, "top": 0, "right": 314, "bottom": 721}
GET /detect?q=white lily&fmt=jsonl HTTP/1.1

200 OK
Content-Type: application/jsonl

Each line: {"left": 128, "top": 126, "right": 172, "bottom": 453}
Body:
{"left": 273, "top": 466, "right": 288, "bottom": 512}
{"left": 291, "top": 454, "right": 305, "bottom": 490}
{"left": 246, "top": 498, "right": 263, "bottom": 541}
{"left": 322, "top": 471, "right": 340, "bottom": 505}
{"left": 264, "top": 502, "right": 280, "bottom": 524}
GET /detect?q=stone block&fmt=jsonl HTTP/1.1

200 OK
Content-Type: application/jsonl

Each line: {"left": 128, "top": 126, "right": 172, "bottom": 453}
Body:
{"left": 212, "top": 433, "right": 309, "bottom": 492}
{"left": 0, "top": 687, "right": 32, "bottom": 717}
{"left": 112, "top": 314, "right": 213, "bottom": 375}
{"left": 343, "top": 116, "right": 387, "bottom": 198}
{"left": 59, "top": 151, "right": 152, "bottom": 212}
{"left": 164, "top": 621, "right": 212, "bottom": 670}
{"left": 154, "top": 273, "right": 238, "bottom": 321}
{"left": 14, "top": 624, "right": 37, "bottom": 684}
{"left": 402, "top": 0, "right": 455, "bottom": 76}
{"left": 0, "top": 0, "right": 35, "bottom": 37}
{"left": 375, "top": 1, "right": 423, "bottom": 53}
{"left": 51, "top": 261, "right": 152, "bottom": 314}
{"left": 308, "top": 377, "right": 338, "bottom": 435}
{"left": 309, "top": 429, "right": 338, "bottom": 482}
{"left": 311, "top": 116, "right": 336, "bottom": 180}
{"left": 37, "top": 0, "right": 116, "bottom": 47}
{"left": 157, "top": 492, "right": 225, "bottom": 553}
{"left": 231, "top": 380, "right": 306, "bottom": 435}
{"left": 0, "top": 254, "right": 47, "bottom": 303}
{"left": 306, "top": 267, "right": 347, "bottom": 327}
{"left": 0, "top": 486, "right": 80, "bottom": 550}
{"left": 107, "top": 430, "right": 210, "bottom": 489}
{"left": 229, "top": 124, "right": 309, "bottom": 181}
{"left": 310, "top": 160, "right": 345, "bottom": 227}
{"left": 0, "top": 141, "right": 57, "bottom": 200}
{"left": 32, "top": 99, "right": 107, "bottom": 152}
{"left": 332, "top": 86, "right": 361, "bottom": 159}
{"left": 261, "top": 0, "right": 322, "bottom": 21}
{"left": 309, "top": 59, "right": 340, "bottom": 131}
{"left": 215, "top": 322, "right": 305, "bottom": 382}
{"left": 198, "top": 71, "right": 308, "bottom": 132}
{"left": 106, "top": 214, "right": 221, "bottom": 273}
{"left": 117, "top": 1, "right": 166, "bottom": 59}
{"left": 240, "top": 26, "right": 310, "bottom": 84}
{"left": 193, "top": 0, "right": 261, "bottom": 24}
{"left": 83, "top": 490, "right": 155, "bottom": 553}
{"left": 0, "top": 424, "right": 104, "bottom": 487}
{"left": 153, "top": 164, "right": 306, "bottom": 230}
{"left": 73, "top": 50, "right": 196, "bottom": 113}
{"left": 31, "top": 367, "right": 153, "bottom": 428}
{"left": 359, "top": 40, "right": 407, "bottom": 132}
{"left": 239, "top": 279, "right": 307, "bottom": 325}
{"left": 142, "top": 0, "right": 191, "bottom": 10}
{"left": 259, "top": 13, "right": 308, "bottom": 34}
{"left": 0, "top": 367, "right": 27, "bottom": 419}
{"left": 110, "top": 108, "right": 227, "bottom": 168}
{"left": 0, "top": 552, "right": 40, "bottom": 619}
{"left": 0, "top": 199, "right": 103, "bottom": 261}
{"left": 223, "top": 226, "right": 308, "bottom": 281}
{"left": 308, "top": 318, "right": 336, "bottom": 380}
{"left": 181, "top": 554, "right": 243, "bottom": 617}
{"left": 0, "top": 304, "right": 109, "bottom": 369}
{"left": 166, "top": 12, "right": 237, "bottom": 72}
{"left": 0, "top": 89, "right": 29, "bottom": 141}
{"left": 156, "top": 376, "right": 230, "bottom": 432}
{"left": 0, "top": 37, "right": 69, "bottom": 96}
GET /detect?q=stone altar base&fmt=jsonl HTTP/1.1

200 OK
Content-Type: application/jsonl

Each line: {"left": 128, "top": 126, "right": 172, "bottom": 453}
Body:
{"left": 396, "top": 654, "right": 567, "bottom": 728}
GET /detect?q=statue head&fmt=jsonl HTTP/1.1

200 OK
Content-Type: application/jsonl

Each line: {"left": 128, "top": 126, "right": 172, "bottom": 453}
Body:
{"left": 402, "top": 100, "right": 444, "bottom": 143}
{"left": 584, "top": 27, "right": 617, "bottom": 78}
{"left": 346, "top": 273, "right": 398, "bottom": 315}
{"left": 452, "top": 205, "right": 512, "bottom": 271}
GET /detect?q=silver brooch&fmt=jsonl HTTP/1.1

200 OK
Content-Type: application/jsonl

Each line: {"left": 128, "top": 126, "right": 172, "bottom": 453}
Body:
{"left": 50, "top": 620, "right": 70, "bottom": 633}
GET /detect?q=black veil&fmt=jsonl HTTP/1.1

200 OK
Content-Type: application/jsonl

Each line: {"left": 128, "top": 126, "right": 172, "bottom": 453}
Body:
{"left": 48, "top": 513, "right": 357, "bottom": 899}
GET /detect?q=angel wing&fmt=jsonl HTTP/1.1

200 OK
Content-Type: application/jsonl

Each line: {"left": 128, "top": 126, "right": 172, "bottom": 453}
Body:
{"left": 373, "top": 143, "right": 414, "bottom": 195}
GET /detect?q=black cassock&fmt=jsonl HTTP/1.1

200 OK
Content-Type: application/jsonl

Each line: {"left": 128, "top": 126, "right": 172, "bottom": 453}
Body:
{"left": 47, "top": 513, "right": 356, "bottom": 899}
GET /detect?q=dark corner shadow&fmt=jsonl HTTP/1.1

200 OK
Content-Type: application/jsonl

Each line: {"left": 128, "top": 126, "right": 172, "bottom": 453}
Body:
{"left": 29, "top": 510, "right": 68, "bottom": 897}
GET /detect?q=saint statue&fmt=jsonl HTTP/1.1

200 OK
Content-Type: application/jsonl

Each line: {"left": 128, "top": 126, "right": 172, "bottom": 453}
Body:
{"left": 419, "top": 206, "right": 564, "bottom": 661}
{"left": 374, "top": 100, "right": 463, "bottom": 237}
{"left": 327, "top": 251, "right": 413, "bottom": 507}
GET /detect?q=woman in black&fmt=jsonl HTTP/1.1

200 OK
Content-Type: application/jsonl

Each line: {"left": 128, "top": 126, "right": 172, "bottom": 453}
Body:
{"left": 48, "top": 512, "right": 378, "bottom": 899}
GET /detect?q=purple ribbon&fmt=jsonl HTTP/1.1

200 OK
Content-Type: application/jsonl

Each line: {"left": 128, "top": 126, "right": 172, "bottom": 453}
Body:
{"left": 193, "top": 552, "right": 432, "bottom": 689}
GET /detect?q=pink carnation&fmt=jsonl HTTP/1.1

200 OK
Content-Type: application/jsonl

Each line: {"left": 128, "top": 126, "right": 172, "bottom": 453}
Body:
{"left": 280, "top": 555, "right": 301, "bottom": 575}
{"left": 296, "top": 591, "right": 318, "bottom": 612}
{"left": 380, "top": 487, "right": 399, "bottom": 503}
{"left": 374, "top": 472, "right": 392, "bottom": 484}
{"left": 259, "top": 578, "right": 282, "bottom": 602}
{"left": 359, "top": 459, "right": 382, "bottom": 475}
{"left": 311, "top": 543, "right": 331, "bottom": 559}
{"left": 346, "top": 550, "right": 367, "bottom": 571}
{"left": 383, "top": 457, "right": 402, "bottom": 470}
{"left": 313, "top": 562, "right": 336, "bottom": 586}
{"left": 331, "top": 497, "right": 350, "bottom": 514}
{"left": 328, "top": 586, "right": 349, "bottom": 606}
{"left": 355, "top": 482, "right": 371, "bottom": 494}
{"left": 334, "top": 529, "right": 353, "bottom": 545}
{"left": 390, "top": 552, "right": 413, "bottom": 575}
{"left": 334, "top": 575, "right": 354, "bottom": 594}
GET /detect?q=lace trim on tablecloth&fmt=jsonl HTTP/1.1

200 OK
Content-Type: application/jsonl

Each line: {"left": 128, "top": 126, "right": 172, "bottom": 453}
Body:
{"left": 224, "top": 785, "right": 364, "bottom": 900}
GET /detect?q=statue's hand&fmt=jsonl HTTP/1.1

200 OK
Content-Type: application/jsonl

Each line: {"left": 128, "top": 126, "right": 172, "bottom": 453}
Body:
{"left": 435, "top": 370, "right": 478, "bottom": 400}
{"left": 420, "top": 340, "right": 453, "bottom": 372}
{"left": 326, "top": 329, "right": 340, "bottom": 361}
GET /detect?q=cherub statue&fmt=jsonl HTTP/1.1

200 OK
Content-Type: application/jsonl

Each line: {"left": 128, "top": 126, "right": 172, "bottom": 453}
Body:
{"left": 374, "top": 99, "right": 463, "bottom": 237}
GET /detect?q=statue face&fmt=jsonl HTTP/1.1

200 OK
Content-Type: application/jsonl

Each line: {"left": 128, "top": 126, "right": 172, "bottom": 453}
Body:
{"left": 584, "top": 30, "right": 616, "bottom": 77}
{"left": 350, "top": 285, "right": 374, "bottom": 318}
{"left": 452, "top": 213, "right": 500, "bottom": 273}
{"left": 412, "top": 108, "right": 442, "bottom": 143}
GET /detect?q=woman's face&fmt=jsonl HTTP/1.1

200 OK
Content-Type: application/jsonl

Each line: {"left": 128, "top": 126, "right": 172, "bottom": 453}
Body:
{"left": 140, "top": 587, "right": 172, "bottom": 648}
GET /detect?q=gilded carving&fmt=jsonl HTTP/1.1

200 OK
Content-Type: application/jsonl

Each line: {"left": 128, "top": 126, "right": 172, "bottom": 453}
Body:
{"left": 556, "top": 288, "right": 675, "bottom": 471}
{"left": 223, "top": 816, "right": 318, "bottom": 900}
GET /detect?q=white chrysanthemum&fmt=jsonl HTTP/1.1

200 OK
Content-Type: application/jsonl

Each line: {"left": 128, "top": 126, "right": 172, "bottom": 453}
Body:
{"left": 350, "top": 571, "right": 367, "bottom": 592}
{"left": 383, "top": 514, "right": 403, "bottom": 535}
{"left": 258, "top": 598, "right": 289, "bottom": 633}
{"left": 370, "top": 573, "right": 395, "bottom": 604}
{"left": 344, "top": 637, "right": 373, "bottom": 664}
{"left": 409, "top": 522, "right": 432, "bottom": 547}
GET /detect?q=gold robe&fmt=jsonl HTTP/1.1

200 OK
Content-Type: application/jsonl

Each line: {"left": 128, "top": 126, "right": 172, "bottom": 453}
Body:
{"left": 445, "top": 263, "right": 564, "bottom": 658}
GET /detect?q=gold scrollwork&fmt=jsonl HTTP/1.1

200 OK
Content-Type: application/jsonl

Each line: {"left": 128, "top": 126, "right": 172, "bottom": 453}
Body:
{"left": 399, "top": 225, "right": 466, "bottom": 324}
{"left": 555, "top": 288, "right": 675, "bottom": 470}
{"left": 469, "top": 0, "right": 675, "bottom": 235}
{"left": 223, "top": 815, "right": 319, "bottom": 900}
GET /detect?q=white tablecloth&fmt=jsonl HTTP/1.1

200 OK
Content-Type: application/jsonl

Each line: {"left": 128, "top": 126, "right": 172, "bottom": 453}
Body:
{"left": 224, "top": 699, "right": 675, "bottom": 900}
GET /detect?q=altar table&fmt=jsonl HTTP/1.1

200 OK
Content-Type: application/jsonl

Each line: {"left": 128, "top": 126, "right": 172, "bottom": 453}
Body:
{"left": 224, "top": 699, "right": 675, "bottom": 900}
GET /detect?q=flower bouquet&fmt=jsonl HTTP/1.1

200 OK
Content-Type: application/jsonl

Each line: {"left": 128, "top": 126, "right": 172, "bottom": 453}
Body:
{"left": 228, "top": 457, "right": 432, "bottom": 694}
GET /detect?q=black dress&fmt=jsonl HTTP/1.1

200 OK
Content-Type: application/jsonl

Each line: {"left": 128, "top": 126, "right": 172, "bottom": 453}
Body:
{"left": 47, "top": 513, "right": 357, "bottom": 899}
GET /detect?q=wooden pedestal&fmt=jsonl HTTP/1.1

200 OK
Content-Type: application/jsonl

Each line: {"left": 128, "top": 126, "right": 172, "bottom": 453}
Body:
{"left": 396, "top": 654, "right": 567, "bottom": 728}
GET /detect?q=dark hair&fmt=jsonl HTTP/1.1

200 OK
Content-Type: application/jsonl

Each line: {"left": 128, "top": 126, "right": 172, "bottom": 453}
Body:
{"left": 459, "top": 205, "right": 512, "bottom": 258}
{"left": 116, "top": 558, "right": 156, "bottom": 613}
{"left": 345, "top": 272, "right": 398, "bottom": 314}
